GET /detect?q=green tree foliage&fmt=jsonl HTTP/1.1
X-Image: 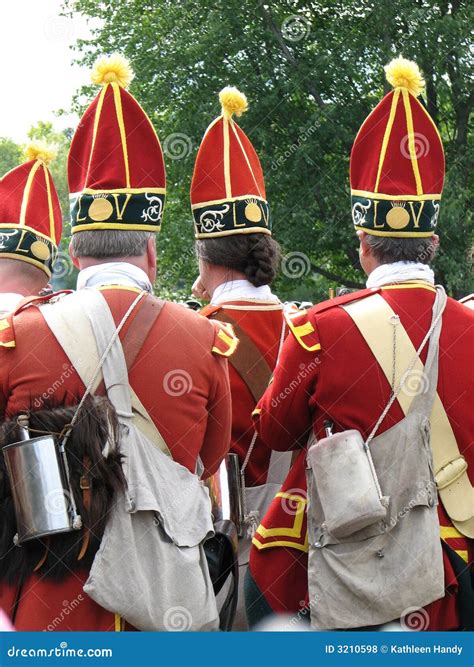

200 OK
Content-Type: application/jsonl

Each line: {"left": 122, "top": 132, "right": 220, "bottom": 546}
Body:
{"left": 0, "top": 138, "right": 22, "bottom": 176}
{"left": 66, "top": 0, "right": 472, "bottom": 298}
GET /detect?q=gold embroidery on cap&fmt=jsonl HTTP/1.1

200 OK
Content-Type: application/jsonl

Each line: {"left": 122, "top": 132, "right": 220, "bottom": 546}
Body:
{"left": 244, "top": 199, "right": 262, "bottom": 223}
{"left": 30, "top": 240, "right": 51, "bottom": 260}
{"left": 89, "top": 196, "right": 113, "bottom": 222}
{"left": 386, "top": 202, "right": 410, "bottom": 230}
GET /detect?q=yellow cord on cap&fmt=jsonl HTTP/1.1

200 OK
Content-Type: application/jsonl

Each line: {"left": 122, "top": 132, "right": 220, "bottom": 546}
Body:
{"left": 219, "top": 86, "right": 248, "bottom": 120}
{"left": 91, "top": 54, "right": 134, "bottom": 88}
{"left": 384, "top": 56, "right": 425, "bottom": 97}
{"left": 24, "top": 141, "right": 57, "bottom": 166}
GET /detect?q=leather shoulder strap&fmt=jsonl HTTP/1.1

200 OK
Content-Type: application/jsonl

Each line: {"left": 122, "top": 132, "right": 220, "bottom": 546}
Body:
{"left": 39, "top": 291, "right": 171, "bottom": 456}
{"left": 342, "top": 292, "right": 474, "bottom": 538}
{"left": 95, "top": 296, "right": 165, "bottom": 395}
{"left": 212, "top": 310, "right": 273, "bottom": 403}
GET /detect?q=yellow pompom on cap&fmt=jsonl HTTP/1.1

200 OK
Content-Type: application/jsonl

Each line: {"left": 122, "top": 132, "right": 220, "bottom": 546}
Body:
{"left": 24, "top": 141, "right": 57, "bottom": 166}
{"left": 384, "top": 56, "right": 425, "bottom": 97}
{"left": 219, "top": 86, "right": 248, "bottom": 120}
{"left": 91, "top": 54, "right": 134, "bottom": 88}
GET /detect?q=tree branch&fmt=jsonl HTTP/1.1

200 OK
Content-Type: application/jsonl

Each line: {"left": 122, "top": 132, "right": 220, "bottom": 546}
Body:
{"left": 310, "top": 263, "right": 364, "bottom": 289}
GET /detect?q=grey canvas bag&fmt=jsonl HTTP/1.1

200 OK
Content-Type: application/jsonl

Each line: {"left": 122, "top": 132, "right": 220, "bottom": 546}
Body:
{"left": 307, "top": 287, "right": 447, "bottom": 629}
{"left": 49, "top": 289, "right": 219, "bottom": 631}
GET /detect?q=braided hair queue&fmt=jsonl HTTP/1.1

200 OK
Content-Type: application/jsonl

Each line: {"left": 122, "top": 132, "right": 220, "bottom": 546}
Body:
{"left": 196, "top": 234, "right": 281, "bottom": 287}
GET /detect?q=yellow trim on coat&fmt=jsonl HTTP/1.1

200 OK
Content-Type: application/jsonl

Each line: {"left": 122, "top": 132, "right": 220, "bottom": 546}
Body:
{"left": 44, "top": 165, "right": 56, "bottom": 244}
{"left": 97, "top": 285, "right": 142, "bottom": 294}
{"left": 381, "top": 282, "right": 436, "bottom": 292}
{"left": 351, "top": 190, "right": 441, "bottom": 201}
{"left": 114, "top": 614, "right": 122, "bottom": 632}
{"left": 354, "top": 225, "right": 433, "bottom": 238}
{"left": 112, "top": 82, "right": 131, "bottom": 188}
{"left": 455, "top": 550, "right": 468, "bottom": 563}
{"left": 230, "top": 119, "right": 263, "bottom": 198}
{"left": 84, "top": 84, "right": 107, "bottom": 187}
{"left": 72, "top": 222, "right": 161, "bottom": 233}
{"left": 0, "top": 319, "right": 10, "bottom": 331}
{"left": 374, "top": 89, "right": 400, "bottom": 193}
{"left": 440, "top": 525, "right": 463, "bottom": 540}
{"left": 223, "top": 117, "right": 232, "bottom": 199}
{"left": 221, "top": 304, "right": 283, "bottom": 311}
{"left": 212, "top": 327, "right": 239, "bottom": 358}
{"left": 0, "top": 340, "right": 15, "bottom": 348}
{"left": 285, "top": 316, "right": 321, "bottom": 353}
{"left": 402, "top": 88, "right": 423, "bottom": 196}
{"left": 252, "top": 531, "right": 309, "bottom": 553}
{"left": 255, "top": 492, "right": 307, "bottom": 539}
{"left": 19, "top": 161, "right": 41, "bottom": 227}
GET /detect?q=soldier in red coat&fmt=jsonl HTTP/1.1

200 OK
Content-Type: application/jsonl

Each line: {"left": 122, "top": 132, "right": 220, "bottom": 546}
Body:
{"left": 0, "top": 144, "right": 63, "bottom": 315}
{"left": 246, "top": 58, "right": 474, "bottom": 631}
{"left": 190, "top": 88, "right": 291, "bottom": 629}
{"left": 0, "top": 55, "right": 234, "bottom": 632}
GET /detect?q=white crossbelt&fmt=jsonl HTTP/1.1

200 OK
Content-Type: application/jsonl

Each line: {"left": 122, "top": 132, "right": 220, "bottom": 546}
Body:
{"left": 342, "top": 292, "right": 474, "bottom": 538}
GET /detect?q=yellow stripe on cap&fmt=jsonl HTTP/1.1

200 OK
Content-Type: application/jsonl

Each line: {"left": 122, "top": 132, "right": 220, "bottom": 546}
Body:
{"left": 84, "top": 84, "right": 108, "bottom": 187}
{"left": 112, "top": 82, "right": 131, "bottom": 189}
{"left": 374, "top": 89, "right": 400, "bottom": 193}
{"left": 230, "top": 120, "right": 263, "bottom": 199}
{"left": 19, "top": 161, "right": 42, "bottom": 227}
{"left": 44, "top": 165, "right": 56, "bottom": 244}
{"left": 402, "top": 88, "right": 423, "bottom": 196}
{"left": 223, "top": 118, "right": 232, "bottom": 199}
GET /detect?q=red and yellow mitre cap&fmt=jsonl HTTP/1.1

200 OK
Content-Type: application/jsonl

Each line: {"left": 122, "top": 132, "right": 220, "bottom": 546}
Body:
{"left": 190, "top": 87, "right": 271, "bottom": 239}
{"left": 0, "top": 143, "right": 62, "bottom": 276}
{"left": 350, "top": 57, "right": 445, "bottom": 237}
{"left": 68, "top": 55, "right": 166, "bottom": 234}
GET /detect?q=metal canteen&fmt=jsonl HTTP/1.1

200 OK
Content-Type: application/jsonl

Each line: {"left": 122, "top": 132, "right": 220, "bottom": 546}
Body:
{"left": 2, "top": 416, "right": 82, "bottom": 545}
{"left": 204, "top": 453, "right": 245, "bottom": 537}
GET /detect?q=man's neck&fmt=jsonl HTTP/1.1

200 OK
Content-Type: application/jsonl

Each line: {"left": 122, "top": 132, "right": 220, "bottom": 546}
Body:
{"left": 0, "top": 281, "right": 37, "bottom": 297}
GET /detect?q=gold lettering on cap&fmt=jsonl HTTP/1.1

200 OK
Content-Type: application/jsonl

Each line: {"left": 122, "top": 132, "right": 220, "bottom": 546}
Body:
{"left": 408, "top": 201, "right": 424, "bottom": 228}
{"left": 112, "top": 194, "right": 132, "bottom": 221}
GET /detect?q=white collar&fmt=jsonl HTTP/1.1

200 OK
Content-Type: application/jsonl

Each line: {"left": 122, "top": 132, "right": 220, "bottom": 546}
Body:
{"left": 0, "top": 293, "right": 24, "bottom": 314}
{"left": 366, "top": 261, "right": 435, "bottom": 289}
{"left": 76, "top": 262, "right": 153, "bottom": 293}
{"left": 211, "top": 279, "right": 278, "bottom": 305}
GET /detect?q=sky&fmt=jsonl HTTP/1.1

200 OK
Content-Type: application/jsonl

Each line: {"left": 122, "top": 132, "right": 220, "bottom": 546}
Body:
{"left": 0, "top": 0, "right": 96, "bottom": 142}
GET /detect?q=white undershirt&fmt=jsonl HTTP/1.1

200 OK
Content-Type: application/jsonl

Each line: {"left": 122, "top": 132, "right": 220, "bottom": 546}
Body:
{"left": 366, "top": 261, "right": 435, "bottom": 288}
{"left": 76, "top": 262, "right": 153, "bottom": 292}
{"left": 0, "top": 293, "right": 23, "bottom": 314}
{"left": 211, "top": 279, "right": 278, "bottom": 305}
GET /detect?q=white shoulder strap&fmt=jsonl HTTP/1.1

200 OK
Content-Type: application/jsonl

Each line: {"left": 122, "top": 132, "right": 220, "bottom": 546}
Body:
{"left": 40, "top": 290, "right": 171, "bottom": 457}
{"left": 342, "top": 292, "right": 474, "bottom": 538}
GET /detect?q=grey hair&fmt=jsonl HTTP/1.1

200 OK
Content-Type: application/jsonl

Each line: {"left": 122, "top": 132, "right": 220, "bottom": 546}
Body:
{"left": 71, "top": 230, "right": 154, "bottom": 259}
{"left": 366, "top": 235, "right": 437, "bottom": 265}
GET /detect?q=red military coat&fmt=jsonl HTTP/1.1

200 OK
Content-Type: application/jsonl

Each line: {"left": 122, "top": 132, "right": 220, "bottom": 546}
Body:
{"left": 201, "top": 298, "right": 285, "bottom": 486}
{"left": 0, "top": 286, "right": 234, "bottom": 631}
{"left": 249, "top": 282, "right": 474, "bottom": 630}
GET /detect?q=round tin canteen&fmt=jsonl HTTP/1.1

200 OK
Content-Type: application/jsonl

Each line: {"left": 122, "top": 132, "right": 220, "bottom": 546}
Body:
{"left": 3, "top": 434, "right": 80, "bottom": 544}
